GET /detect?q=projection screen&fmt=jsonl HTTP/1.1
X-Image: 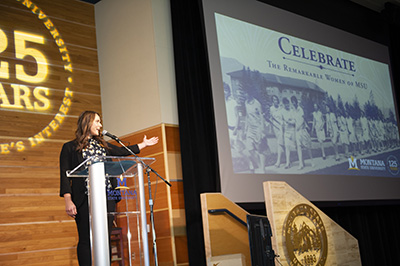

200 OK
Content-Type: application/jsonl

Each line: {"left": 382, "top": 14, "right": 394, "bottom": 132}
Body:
{"left": 202, "top": 0, "right": 400, "bottom": 202}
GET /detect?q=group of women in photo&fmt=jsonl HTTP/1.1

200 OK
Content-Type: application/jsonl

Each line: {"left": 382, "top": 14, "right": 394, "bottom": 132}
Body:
{"left": 225, "top": 83, "right": 399, "bottom": 173}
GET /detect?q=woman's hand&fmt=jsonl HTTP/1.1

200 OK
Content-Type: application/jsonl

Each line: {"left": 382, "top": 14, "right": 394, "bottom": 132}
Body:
{"left": 138, "top": 135, "right": 159, "bottom": 150}
{"left": 64, "top": 193, "right": 77, "bottom": 218}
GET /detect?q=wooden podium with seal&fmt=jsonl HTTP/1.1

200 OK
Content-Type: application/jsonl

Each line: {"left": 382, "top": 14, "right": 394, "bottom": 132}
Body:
{"left": 201, "top": 181, "right": 362, "bottom": 266}
{"left": 263, "top": 181, "right": 361, "bottom": 266}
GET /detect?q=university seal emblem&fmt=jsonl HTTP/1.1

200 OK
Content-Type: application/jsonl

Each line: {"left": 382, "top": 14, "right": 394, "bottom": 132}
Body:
{"left": 284, "top": 203, "right": 328, "bottom": 266}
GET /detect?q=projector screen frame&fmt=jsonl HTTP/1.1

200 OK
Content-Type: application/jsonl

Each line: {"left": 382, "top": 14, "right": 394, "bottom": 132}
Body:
{"left": 202, "top": 0, "right": 400, "bottom": 203}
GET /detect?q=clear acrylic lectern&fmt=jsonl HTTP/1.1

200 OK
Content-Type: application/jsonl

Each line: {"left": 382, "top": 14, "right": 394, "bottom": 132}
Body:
{"left": 67, "top": 156, "right": 155, "bottom": 266}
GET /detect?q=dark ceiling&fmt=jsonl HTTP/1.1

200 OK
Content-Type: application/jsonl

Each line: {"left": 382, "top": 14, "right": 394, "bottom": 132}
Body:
{"left": 80, "top": 0, "right": 101, "bottom": 4}
{"left": 78, "top": 0, "right": 400, "bottom": 12}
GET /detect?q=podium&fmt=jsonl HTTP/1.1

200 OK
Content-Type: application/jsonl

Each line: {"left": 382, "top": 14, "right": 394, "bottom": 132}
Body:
{"left": 201, "top": 183, "right": 362, "bottom": 266}
{"left": 67, "top": 156, "right": 155, "bottom": 266}
{"left": 263, "top": 181, "right": 361, "bottom": 266}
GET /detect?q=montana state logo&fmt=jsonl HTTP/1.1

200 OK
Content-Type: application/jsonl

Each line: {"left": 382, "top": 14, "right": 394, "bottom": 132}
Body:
{"left": 348, "top": 156, "right": 360, "bottom": 170}
{"left": 284, "top": 204, "right": 328, "bottom": 266}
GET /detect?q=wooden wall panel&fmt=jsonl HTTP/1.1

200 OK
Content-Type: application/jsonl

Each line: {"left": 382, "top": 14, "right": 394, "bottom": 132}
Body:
{"left": 0, "top": 0, "right": 101, "bottom": 265}
{"left": 0, "top": 249, "right": 79, "bottom": 266}
{"left": 0, "top": 0, "right": 96, "bottom": 27}
{"left": 165, "top": 125, "right": 181, "bottom": 152}
{"left": 171, "top": 181, "right": 185, "bottom": 209}
{"left": 70, "top": 70, "right": 105, "bottom": 95}
{"left": 0, "top": 222, "right": 77, "bottom": 252}
{"left": 153, "top": 238, "right": 174, "bottom": 265}
{"left": 175, "top": 235, "right": 189, "bottom": 264}
{"left": 0, "top": 0, "right": 96, "bottom": 44}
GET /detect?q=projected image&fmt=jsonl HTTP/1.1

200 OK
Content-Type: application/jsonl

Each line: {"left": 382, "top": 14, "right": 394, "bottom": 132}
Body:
{"left": 217, "top": 14, "right": 400, "bottom": 177}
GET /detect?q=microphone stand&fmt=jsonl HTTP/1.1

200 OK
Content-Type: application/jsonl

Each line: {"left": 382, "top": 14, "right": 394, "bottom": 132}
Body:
{"left": 113, "top": 137, "right": 171, "bottom": 266}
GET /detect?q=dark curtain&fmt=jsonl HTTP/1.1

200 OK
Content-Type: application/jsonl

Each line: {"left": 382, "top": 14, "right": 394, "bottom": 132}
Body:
{"left": 170, "top": 1, "right": 220, "bottom": 265}
{"left": 384, "top": 2, "right": 400, "bottom": 107}
{"left": 170, "top": 0, "right": 400, "bottom": 265}
{"left": 319, "top": 202, "right": 400, "bottom": 266}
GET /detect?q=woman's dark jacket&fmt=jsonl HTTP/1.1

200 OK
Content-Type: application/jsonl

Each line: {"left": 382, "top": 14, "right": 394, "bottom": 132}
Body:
{"left": 59, "top": 140, "right": 140, "bottom": 208}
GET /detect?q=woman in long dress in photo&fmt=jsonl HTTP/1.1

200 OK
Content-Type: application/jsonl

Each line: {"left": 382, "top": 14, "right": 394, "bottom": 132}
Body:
{"left": 291, "top": 96, "right": 313, "bottom": 170}
{"left": 326, "top": 105, "right": 340, "bottom": 161}
{"left": 312, "top": 103, "right": 326, "bottom": 160}
{"left": 269, "top": 95, "right": 284, "bottom": 168}
{"left": 337, "top": 109, "right": 350, "bottom": 157}
{"left": 243, "top": 91, "right": 266, "bottom": 173}
{"left": 281, "top": 97, "right": 296, "bottom": 169}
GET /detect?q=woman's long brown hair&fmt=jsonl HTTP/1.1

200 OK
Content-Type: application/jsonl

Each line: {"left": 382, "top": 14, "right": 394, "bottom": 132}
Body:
{"left": 75, "top": 111, "right": 109, "bottom": 152}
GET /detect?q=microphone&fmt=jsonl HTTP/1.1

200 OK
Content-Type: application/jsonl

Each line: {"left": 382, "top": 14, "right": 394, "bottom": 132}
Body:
{"left": 102, "top": 130, "right": 120, "bottom": 141}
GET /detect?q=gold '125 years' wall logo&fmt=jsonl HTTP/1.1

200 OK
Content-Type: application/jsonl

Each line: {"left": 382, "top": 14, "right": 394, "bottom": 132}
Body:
{"left": 284, "top": 204, "right": 328, "bottom": 266}
{"left": 0, "top": 0, "right": 74, "bottom": 154}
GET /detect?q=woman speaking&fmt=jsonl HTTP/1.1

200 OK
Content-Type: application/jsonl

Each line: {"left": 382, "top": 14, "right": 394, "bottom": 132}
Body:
{"left": 59, "top": 110, "right": 158, "bottom": 266}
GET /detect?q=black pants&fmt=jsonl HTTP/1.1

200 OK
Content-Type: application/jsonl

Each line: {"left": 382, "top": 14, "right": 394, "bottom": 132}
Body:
{"left": 75, "top": 197, "right": 116, "bottom": 266}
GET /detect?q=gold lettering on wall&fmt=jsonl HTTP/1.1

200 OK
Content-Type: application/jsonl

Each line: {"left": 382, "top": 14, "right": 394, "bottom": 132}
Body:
{"left": 0, "top": 0, "right": 75, "bottom": 154}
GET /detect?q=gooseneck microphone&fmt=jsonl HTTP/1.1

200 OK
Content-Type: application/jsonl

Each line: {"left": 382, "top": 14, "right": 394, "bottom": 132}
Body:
{"left": 102, "top": 130, "right": 120, "bottom": 141}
